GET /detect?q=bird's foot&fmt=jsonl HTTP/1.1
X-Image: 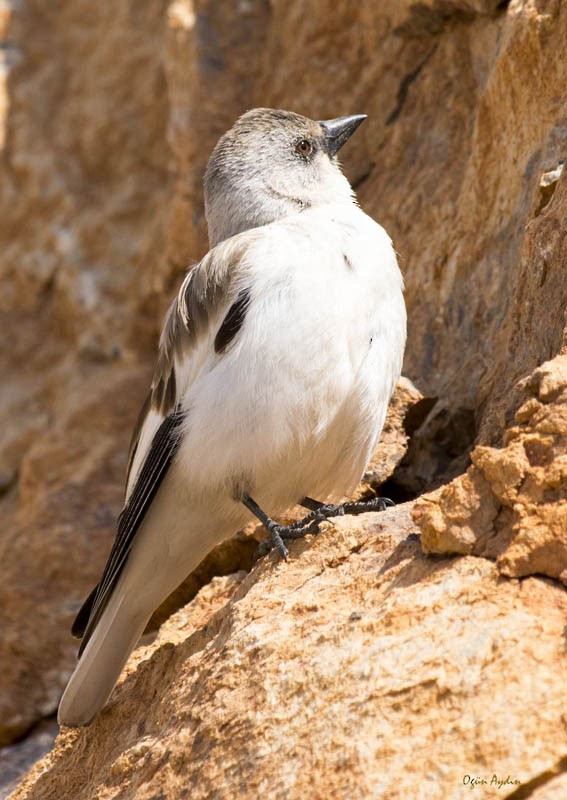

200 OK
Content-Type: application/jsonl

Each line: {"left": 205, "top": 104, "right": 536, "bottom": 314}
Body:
{"left": 253, "top": 496, "right": 394, "bottom": 561}
{"left": 335, "top": 496, "right": 395, "bottom": 516}
{"left": 253, "top": 516, "right": 318, "bottom": 561}
{"left": 300, "top": 494, "right": 395, "bottom": 518}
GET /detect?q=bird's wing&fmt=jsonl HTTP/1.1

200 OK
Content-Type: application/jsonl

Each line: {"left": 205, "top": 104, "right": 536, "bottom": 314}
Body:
{"left": 72, "top": 233, "right": 256, "bottom": 654}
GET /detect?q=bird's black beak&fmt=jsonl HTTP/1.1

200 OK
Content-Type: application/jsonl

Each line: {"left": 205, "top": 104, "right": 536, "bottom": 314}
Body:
{"left": 318, "top": 114, "right": 367, "bottom": 157}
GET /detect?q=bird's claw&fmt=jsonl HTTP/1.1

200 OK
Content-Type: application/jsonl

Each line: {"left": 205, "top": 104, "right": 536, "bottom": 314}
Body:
{"left": 343, "top": 496, "right": 395, "bottom": 514}
{"left": 254, "top": 496, "right": 395, "bottom": 561}
{"left": 268, "top": 522, "right": 289, "bottom": 561}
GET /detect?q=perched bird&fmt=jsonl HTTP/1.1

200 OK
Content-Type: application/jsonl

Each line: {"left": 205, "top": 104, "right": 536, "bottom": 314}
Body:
{"left": 58, "top": 108, "right": 406, "bottom": 727}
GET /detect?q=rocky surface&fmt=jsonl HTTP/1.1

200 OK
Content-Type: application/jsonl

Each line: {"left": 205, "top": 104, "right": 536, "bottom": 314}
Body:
{"left": 414, "top": 355, "right": 567, "bottom": 583}
{"left": 9, "top": 509, "right": 567, "bottom": 800}
{"left": 0, "top": 0, "right": 566, "bottom": 796}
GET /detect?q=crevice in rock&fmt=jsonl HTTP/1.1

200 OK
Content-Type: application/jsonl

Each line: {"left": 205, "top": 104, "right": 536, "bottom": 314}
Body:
{"left": 394, "top": 0, "right": 509, "bottom": 40}
{"left": 394, "top": 4, "right": 472, "bottom": 39}
{"left": 381, "top": 400, "right": 477, "bottom": 502}
{"left": 386, "top": 45, "right": 437, "bottom": 126}
{"left": 502, "top": 754, "right": 567, "bottom": 799}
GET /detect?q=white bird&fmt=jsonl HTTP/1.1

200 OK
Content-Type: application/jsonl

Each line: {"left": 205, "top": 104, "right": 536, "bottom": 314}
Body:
{"left": 58, "top": 108, "right": 406, "bottom": 726}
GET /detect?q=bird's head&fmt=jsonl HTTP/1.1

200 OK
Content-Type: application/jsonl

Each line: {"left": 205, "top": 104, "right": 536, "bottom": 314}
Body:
{"left": 204, "top": 108, "right": 366, "bottom": 246}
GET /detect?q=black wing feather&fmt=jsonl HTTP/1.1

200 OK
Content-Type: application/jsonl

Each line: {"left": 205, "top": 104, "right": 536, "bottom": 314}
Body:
{"left": 214, "top": 289, "right": 251, "bottom": 353}
{"left": 74, "top": 406, "right": 186, "bottom": 656}
{"left": 71, "top": 584, "right": 98, "bottom": 639}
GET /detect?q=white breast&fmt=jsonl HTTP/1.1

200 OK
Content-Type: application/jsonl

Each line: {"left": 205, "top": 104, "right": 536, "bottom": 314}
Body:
{"left": 177, "top": 202, "right": 406, "bottom": 511}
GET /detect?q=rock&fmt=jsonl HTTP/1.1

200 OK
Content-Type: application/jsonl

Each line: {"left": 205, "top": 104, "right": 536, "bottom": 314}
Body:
{"left": 0, "top": 720, "right": 58, "bottom": 800}
{"left": 0, "top": 366, "right": 149, "bottom": 746}
{"left": 8, "top": 509, "right": 567, "bottom": 800}
{"left": 414, "top": 355, "right": 567, "bottom": 583}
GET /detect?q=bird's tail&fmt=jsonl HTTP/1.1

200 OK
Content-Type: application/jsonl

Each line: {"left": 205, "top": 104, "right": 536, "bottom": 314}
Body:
{"left": 57, "top": 585, "right": 149, "bottom": 727}
{"left": 58, "top": 503, "right": 236, "bottom": 727}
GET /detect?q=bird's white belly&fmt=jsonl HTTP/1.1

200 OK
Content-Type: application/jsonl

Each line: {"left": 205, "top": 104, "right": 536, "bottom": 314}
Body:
{"left": 176, "top": 246, "right": 401, "bottom": 514}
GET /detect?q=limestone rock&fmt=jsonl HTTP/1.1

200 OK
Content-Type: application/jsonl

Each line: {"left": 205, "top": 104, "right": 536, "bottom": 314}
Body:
{"left": 9, "top": 509, "right": 567, "bottom": 800}
{"left": 414, "top": 355, "right": 567, "bottom": 583}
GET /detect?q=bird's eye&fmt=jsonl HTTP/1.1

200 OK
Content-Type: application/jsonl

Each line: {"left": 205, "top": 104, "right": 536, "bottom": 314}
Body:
{"left": 295, "top": 139, "right": 313, "bottom": 158}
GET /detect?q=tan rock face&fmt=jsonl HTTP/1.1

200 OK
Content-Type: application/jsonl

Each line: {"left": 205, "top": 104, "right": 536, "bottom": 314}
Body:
{"left": 414, "top": 355, "right": 567, "bottom": 583}
{"left": 0, "top": 0, "right": 566, "bottom": 796}
{"left": 9, "top": 510, "right": 567, "bottom": 800}
{"left": 0, "top": 366, "right": 148, "bottom": 745}
{"left": 0, "top": 0, "right": 170, "bottom": 745}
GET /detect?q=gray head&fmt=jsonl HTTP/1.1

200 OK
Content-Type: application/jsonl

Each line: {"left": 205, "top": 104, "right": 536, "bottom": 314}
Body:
{"left": 204, "top": 108, "right": 366, "bottom": 247}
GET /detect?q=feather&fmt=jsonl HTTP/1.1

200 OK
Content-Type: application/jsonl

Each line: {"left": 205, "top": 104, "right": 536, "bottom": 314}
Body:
{"left": 76, "top": 407, "right": 186, "bottom": 656}
{"left": 214, "top": 288, "right": 251, "bottom": 353}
